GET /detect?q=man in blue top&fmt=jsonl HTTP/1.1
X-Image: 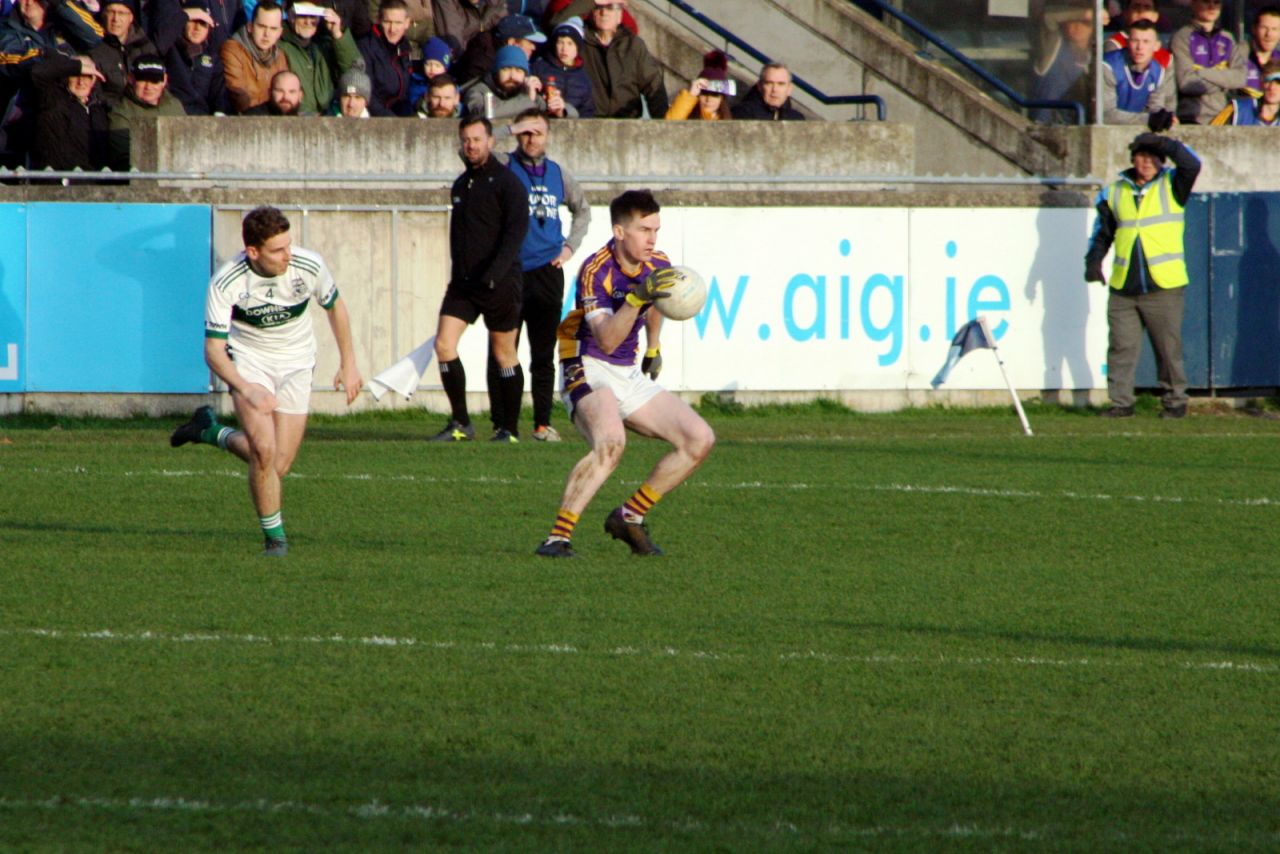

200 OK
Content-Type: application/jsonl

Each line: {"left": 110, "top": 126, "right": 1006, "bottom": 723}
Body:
{"left": 1102, "top": 19, "right": 1177, "bottom": 125}
{"left": 487, "top": 108, "right": 590, "bottom": 442}
{"left": 534, "top": 189, "right": 716, "bottom": 558}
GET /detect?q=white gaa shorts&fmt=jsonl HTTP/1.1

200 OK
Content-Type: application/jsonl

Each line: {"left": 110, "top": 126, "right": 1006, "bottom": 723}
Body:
{"left": 563, "top": 355, "right": 663, "bottom": 421}
{"left": 233, "top": 354, "right": 314, "bottom": 415}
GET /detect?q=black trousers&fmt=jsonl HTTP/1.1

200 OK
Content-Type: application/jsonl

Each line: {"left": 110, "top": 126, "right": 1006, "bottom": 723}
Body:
{"left": 488, "top": 261, "right": 565, "bottom": 429}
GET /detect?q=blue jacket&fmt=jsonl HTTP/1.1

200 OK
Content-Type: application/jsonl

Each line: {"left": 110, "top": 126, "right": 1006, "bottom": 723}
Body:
{"left": 529, "top": 55, "right": 594, "bottom": 118}
{"left": 1103, "top": 49, "right": 1166, "bottom": 114}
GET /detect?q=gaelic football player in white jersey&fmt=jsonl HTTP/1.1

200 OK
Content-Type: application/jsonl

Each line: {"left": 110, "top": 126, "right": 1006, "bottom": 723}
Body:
{"left": 170, "top": 206, "right": 363, "bottom": 557}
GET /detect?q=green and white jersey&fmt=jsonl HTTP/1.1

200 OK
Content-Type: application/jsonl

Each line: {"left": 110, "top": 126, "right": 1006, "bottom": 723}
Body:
{"left": 205, "top": 247, "right": 339, "bottom": 369}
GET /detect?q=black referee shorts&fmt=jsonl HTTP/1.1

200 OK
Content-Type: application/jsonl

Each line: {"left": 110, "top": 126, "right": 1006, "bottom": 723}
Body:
{"left": 440, "top": 281, "right": 522, "bottom": 332}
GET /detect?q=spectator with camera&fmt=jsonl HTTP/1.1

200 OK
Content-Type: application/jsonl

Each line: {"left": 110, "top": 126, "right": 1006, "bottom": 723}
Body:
{"left": 280, "top": 0, "right": 360, "bottom": 115}
{"left": 1102, "top": 18, "right": 1177, "bottom": 125}
{"left": 665, "top": 49, "right": 733, "bottom": 120}
{"left": 732, "top": 62, "right": 803, "bottom": 120}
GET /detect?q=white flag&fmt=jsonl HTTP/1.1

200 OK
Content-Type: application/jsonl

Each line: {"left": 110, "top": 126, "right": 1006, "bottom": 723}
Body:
{"left": 369, "top": 335, "right": 437, "bottom": 401}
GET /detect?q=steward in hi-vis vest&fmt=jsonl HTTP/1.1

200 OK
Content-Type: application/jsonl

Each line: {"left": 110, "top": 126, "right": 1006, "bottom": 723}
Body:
{"left": 1084, "top": 132, "right": 1201, "bottom": 420}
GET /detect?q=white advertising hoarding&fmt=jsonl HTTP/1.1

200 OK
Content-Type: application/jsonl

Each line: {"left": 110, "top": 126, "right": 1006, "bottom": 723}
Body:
{"left": 456, "top": 206, "right": 1108, "bottom": 393}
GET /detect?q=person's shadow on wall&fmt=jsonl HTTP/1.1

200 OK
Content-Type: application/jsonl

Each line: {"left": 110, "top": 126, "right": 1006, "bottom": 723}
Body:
{"left": 1024, "top": 206, "right": 1093, "bottom": 404}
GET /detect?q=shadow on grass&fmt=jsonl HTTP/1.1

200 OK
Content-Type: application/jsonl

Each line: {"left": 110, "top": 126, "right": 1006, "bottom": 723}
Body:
{"left": 0, "top": 737, "right": 1274, "bottom": 849}
{"left": 839, "top": 620, "right": 1280, "bottom": 661}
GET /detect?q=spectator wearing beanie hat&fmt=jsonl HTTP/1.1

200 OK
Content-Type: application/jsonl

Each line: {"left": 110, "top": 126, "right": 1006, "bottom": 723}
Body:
{"left": 452, "top": 11, "right": 542, "bottom": 85}
{"left": 665, "top": 49, "right": 733, "bottom": 120}
{"left": 529, "top": 14, "right": 592, "bottom": 116}
{"left": 464, "top": 41, "right": 572, "bottom": 119}
{"left": 423, "top": 34, "right": 452, "bottom": 76}
{"left": 334, "top": 65, "right": 370, "bottom": 114}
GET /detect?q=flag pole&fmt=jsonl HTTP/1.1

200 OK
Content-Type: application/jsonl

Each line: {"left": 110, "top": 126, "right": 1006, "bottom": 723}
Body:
{"left": 978, "top": 316, "right": 1033, "bottom": 437}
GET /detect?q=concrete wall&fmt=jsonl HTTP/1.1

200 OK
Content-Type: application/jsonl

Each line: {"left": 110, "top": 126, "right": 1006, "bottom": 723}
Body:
{"left": 138, "top": 115, "right": 917, "bottom": 191}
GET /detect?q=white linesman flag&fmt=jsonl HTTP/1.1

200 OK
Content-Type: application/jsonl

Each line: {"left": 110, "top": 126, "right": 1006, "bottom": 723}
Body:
{"left": 931, "top": 319, "right": 992, "bottom": 388}
{"left": 369, "top": 335, "right": 437, "bottom": 401}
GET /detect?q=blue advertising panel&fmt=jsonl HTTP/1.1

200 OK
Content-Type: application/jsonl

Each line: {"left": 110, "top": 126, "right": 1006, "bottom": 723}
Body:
{"left": 0, "top": 204, "right": 27, "bottom": 392}
{"left": 25, "top": 203, "right": 211, "bottom": 393}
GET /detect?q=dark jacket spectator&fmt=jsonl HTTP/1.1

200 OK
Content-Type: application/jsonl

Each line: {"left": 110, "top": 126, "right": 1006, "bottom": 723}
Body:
{"left": 150, "top": 0, "right": 238, "bottom": 53}
{"left": 90, "top": 0, "right": 157, "bottom": 107}
{"left": 0, "top": 0, "right": 103, "bottom": 164}
{"left": 544, "top": 0, "right": 634, "bottom": 35}
{"left": 332, "top": 0, "right": 371, "bottom": 39}
{"left": 158, "top": 0, "right": 227, "bottom": 114}
{"left": 732, "top": 65, "right": 804, "bottom": 120}
{"left": 364, "top": 0, "right": 430, "bottom": 47}
{"left": 581, "top": 10, "right": 664, "bottom": 117}
{"left": 357, "top": 21, "right": 412, "bottom": 114}
{"left": 31, "top": 50, "right": 109, "bottom": 169}
{"left": 452, "top": 12, "right": 541, "bottom": 84}
{"left": 528, "top": 13, "right": 590, "bottom": 116}
{"left": 431, "top": 0, "right": 501, "bottom": 51}
{"left": 107, "top": 54, "right": 185, "bottom": 169}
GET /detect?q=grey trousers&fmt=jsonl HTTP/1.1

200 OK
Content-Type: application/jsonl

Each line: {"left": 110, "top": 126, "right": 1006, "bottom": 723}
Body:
{"left": 1106, "top": 286, "right": 1188, "bottom": 409}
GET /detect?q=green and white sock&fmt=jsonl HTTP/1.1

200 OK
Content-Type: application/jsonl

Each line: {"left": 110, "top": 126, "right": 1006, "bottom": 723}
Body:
{"left": 259, "top": 511, "right": 286, "bottom": 541}
{"left": 213, "top": 427, "right": 238, "bottom": 450}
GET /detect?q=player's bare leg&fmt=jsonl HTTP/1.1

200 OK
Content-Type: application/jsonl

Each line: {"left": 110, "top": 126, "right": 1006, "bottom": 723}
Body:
{"left": 601, "top": 391, "right": 715, "bottom": 556}
{"left": 535, "top": 388, "right": 626, "bottom": 557}
{"left": 232, "top": 384, "right": 290, "bottom": 556}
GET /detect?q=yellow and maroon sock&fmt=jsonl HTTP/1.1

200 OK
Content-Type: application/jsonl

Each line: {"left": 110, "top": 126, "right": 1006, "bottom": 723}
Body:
{"left": 621, "top": 483, "right": 662, "bottom": 524}
{"left": 548, "top": 508, "right": 579, "bottom": 543}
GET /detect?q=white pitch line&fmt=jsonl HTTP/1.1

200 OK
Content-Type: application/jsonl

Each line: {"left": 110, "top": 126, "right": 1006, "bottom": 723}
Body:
{"left": 0, "top": 793, "right": 1060, "bottom": 841}
{"left": 8, "top": 464, "right": 1280, "bottom": 510}
{"left": 3, "top": 627, "right": 1276, "bottom": 676}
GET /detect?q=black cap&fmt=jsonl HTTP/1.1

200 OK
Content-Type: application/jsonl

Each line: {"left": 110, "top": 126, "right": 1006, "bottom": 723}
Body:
{"left": 131, "top": 54, "right": 167, "bottom": 82}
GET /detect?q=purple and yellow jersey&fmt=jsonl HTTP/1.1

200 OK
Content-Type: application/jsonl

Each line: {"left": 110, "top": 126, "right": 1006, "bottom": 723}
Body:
{"left": 556, "top": 239, "right": 671, "bottom": 367}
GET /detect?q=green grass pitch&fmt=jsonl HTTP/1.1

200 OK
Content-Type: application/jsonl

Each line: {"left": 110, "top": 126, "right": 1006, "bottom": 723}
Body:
{"left": 1, "top": 401, "right": 1278, "bottom": 851}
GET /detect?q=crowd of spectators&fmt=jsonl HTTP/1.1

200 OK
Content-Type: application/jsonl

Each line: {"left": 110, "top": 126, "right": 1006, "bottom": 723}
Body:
{"left": 0, "top": 0, "right": 807, "bottom": 173}
{"left": 1036, "top": 0, "right": 1280, "bottom": 127}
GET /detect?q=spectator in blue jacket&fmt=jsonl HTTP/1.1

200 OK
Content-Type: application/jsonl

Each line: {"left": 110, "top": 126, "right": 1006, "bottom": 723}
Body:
{"left": 529, "top": 14, "right": 591, "bottom": 116}
{"left": 159, "top": 0, "right": 227, "bottom": 113}
{"left": 356, "top": 0, "right": 411, "bottom": 114}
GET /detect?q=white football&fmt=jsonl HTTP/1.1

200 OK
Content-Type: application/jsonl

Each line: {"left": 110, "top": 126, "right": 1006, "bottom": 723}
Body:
{"left": 655, "top": 266, "right": 707, "bottom": 321}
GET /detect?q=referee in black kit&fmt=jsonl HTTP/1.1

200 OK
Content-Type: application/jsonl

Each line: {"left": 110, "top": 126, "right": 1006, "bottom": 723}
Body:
{"left": 428, "top": 115, "right": 530, "bottom": 443}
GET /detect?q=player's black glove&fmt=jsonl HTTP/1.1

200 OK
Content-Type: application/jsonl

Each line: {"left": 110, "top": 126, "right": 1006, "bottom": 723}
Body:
{"left": 1147, "top": 109, "right": 1174, "bottom": 133}
{"left": 1085, "top": 260, "right": 1105, "bottom": 284}
{"left": 641, "top": 348, "right": 662, "bottom": 380}
{"left": 625, "top": 266, "right": 678, "bottom": 308}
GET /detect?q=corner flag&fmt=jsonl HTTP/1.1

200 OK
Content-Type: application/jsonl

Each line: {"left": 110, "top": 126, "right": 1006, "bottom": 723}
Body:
{"left": 931, "top": 319, "right": 991, "bottom": 388}
{"left": 931, "top": 316, "right": 1033, "bottom": 437}
{"left": 369, "top": 335, "right": 437, "bottom": 401}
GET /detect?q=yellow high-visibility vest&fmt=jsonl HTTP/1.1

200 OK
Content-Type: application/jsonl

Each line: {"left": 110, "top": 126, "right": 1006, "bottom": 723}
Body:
{"left": 1107, "top": 170, "right": 1188, "bottom": 290}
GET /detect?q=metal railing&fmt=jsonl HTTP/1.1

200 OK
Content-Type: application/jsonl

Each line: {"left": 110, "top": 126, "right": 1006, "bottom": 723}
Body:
{"left": 660, "top": 0, "right": 887, "bottom": 121}
{"left": 0, "top": 168, "right": 1104, "bottom": 187}
{"left": 858, "top": 0, "right": 1087, "bottom": 125}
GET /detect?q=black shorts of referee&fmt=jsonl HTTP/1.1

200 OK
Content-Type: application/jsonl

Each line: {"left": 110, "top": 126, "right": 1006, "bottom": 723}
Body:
{"left": 439, "top": 280, "right": 522, "bottom": 332}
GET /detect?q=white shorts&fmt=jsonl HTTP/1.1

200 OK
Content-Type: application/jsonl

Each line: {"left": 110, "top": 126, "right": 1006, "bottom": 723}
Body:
{"left": 562, "top": 355, "right": 663, "bottom": 421}
{"left": 233, "top": 354, "right": 314, "bottom": 415}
